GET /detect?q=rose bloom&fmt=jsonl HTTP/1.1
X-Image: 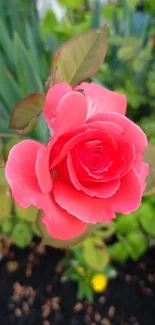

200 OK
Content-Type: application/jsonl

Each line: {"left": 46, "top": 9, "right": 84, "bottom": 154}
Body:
{"left": 5, "top": 82, "right": 149, "bottom": 240}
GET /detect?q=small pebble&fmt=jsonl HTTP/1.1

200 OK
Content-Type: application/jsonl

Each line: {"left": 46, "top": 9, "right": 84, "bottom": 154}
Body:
{"left": 108, "top": 306, "right": 116, "bottom": 319}
{"left": 101, "top": 319, "right": 111, "bottom": 325}
{"left": 8, "top": 251, "right": 15, "bottom": 259}
{"left": 52, "top": 296, "right": 61, "bottom": 304}
{"left": 148, "top": 274, "right": 154, "bottom": 283}
{"left": 43, "top": 321, "right": 50, "bottom": 325}
{"left": 94, "top": 312, "right": 101, "bottom": 322}
{"left": 46, "top": 284, "right": 52, "bottom": 293}
{"left": 99, "top": 296, "right": 106, "bottom": 304}
{"left": 84, "top": 314, "right": 91, "bottom": 323}
{"left": 8, "top": 304, "right": 14, "bottom": 311}
{"left": 125, "top": 274, "right": 132, "bottom": 283}
{"left": 139, "top": 280, "right": 145, "bottom": 287}
{"left": 130, "top": 315, "right": 137, "bottom": 322}
{"left": 22, "top": 302, "right": 30, "bottom": 314}
{"left": 55, "top": 262, "right": 63, "bottom": 273}
{"left": 42, "top": 305, "right": 51, "bottom": 318}
{"left": 139, "top": 262, "right": 146, "bottom": 271}
{"left": 13, "top": 282, "right": 24, "bottom": 297}
{"left": 28, "top": 253, "right": 35, "bottom": 262}
{"left": 6, "top": 261, "right": 19, "bottom": 273}
{"left": 28, "top": 296, "right": 35, "bottom": 306}
{"left": 52, "top": 302, "right": 60, "bottom": 311}
{"left": 87, "top": 305, "right": 93, "bottom": 315}
{"left": 73, "top": 302, "right": 83, "bottom": 312}
{"left": 14, "top": 308, "right": 22, "bottom": 317}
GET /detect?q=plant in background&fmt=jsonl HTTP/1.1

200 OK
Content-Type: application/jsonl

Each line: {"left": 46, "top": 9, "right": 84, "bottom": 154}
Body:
{"left": 94, "top": 0, "right": 155, "bottom": 120}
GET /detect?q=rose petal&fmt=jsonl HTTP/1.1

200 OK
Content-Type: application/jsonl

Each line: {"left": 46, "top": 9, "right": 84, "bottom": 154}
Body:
{"left": 110, "top": 168, "right": 142, "bottom": 214}
{"left": 46, "top": 91, "right": 87, "bottom": 136}
{"left": 134, "top": 153, "right": 149, "bottom": 191}
{"left": 88, "top": 112, "right": 147, "bottom": 152}
{"left": 5, "top": 140, "right": 44, "bottom": 208}
{"left": 36, "top": 145, "right": 53, "bottom": 194}
{"left": 53, "top": 178, "right": 116, "bottom": 223}
{"left": 76, "top": 82, "right": 127, "bottom": 118}
{"left": 43, "top": 83, "right": 72, "bottom": 128}
{"left": 42, "top": 196, "right": 87, "bottom": 240}
{"left": 50, "top": 121, "right": 123, "bottom": 168}
{"left": 67, "top": 152, "right": 120, "bottom": 198}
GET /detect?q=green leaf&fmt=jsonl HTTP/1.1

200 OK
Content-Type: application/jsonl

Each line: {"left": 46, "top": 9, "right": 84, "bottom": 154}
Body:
{"left": 102, "top": 3, "right": 115, "bottom": 21}
{"left": 126, "top": 0, "right": 139, "bottom": 10}
{"left": 40, "top": 9, "right": 57, "bottom": 38}
{"left": 138, "top": 205, "right": 155, "bottom": 237}
{"left": 116, "top": 213, "right": 138, "bottom": 235}
{"left": 0, "top": 19, "right": 14, "bottom": 70}
{"left": 15, "top": 204, "right": 38, "bottom": 223}
{"left": 0, "top": 218, "right": 13, "bottom": 234}
{"left": 77, "top": 281, "right": 86, "bottom": 301}
{"left": 36, "top": 214, "right": 96, "bottom": 249}
{"left": 0, "top": 53, "right": 21, "bottom": 111}
{"left": 144, "top": 144, "right": 155, "bottom": 195}
{"left": 91, "top": 0, "right": 101, "bottom": 28}
{"left": 10, "top": 93, "right": 45, "bottom": 130}
{"left": 83, "top": 237, "right": 110, "bottom": 272}
{"left": 13, "top": 33, "right": 43, "bottom": 96}
{"left": 0, "top": 186, "right": 12, "bottom": 221}
{"left": 58, "top": 0, "right": 84, "bottom": 9}
{"left": 83, "top": 283, "right": 94, "bottom": 303}
{"left": 126, "top": 231, "right": 148, "bottom": 260}
{"left": 12, "top": 222, "right": 33, "bottom": 248}
{"left": 25, "top": 23, "right": 40, "bottom": 77}
{"left": 52, "top": 26, "right": 108, "bottom": 87}
{"left": 109, "top": 242, "right": 128, "bottom": 263}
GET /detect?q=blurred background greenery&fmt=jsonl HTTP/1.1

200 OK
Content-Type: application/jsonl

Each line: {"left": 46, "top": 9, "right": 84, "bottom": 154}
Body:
{"left": 0, "top": 0, "right": 155, "bottom": 299}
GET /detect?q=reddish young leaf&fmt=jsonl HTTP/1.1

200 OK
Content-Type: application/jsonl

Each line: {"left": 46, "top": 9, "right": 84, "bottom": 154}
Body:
{"left": 50, "top": 25, "right": 108, "bottom": 87}
{"left": 10, "top": 93, "right": 45, "bottom": 130}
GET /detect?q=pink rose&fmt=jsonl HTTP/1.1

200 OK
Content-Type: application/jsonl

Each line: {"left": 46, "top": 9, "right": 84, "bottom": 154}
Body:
{"left": 5, "top": 82, "right": 149, "bottom": 240}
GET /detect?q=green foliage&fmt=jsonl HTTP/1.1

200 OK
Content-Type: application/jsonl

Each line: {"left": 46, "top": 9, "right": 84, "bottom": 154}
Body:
{"left": 109, "top": 242, "right": 128, "bottom": 263}
{"left": 115, "top": 213, "right": 139, "bottom": 235}
{"left": 83, "top": 237, "right": 110, "bottom": 272}
{"left": 0, "top": 0, "right": 50, "bottom": 142}
{"left": 58, "top": 0, "right": 85, "bottom": 9}
{"left": 12, "top": 222, "right": 33, "bottom": 248}
{"left": 138, "top": 203, "right": 155, "bottom": 237}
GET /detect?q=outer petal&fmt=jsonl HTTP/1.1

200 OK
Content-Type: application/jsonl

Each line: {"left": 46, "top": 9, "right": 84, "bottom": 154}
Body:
{"left": 110, "top": 168, "right": 142, "bottom": 214}
{"left": 5, "top": 140, "right": 44, "bottom": 208}
{"left": 36, "top": 145, "right": 53, "bottom": 194}
{"left": 134, "top": 153, "right": 149, "bottom": 191}
{"left": 76, "top": 82, "right": 127, "bottom": 118}
{"left": 43, "top": 83, "right": 72, "bottom": 127}
{"left": 45, "top": 91, "right": 87, "bottom": 136}
{"left": 88, "top": 112, "right": 147, "bottom": 152}
{"left": 67, "top": 152, "right": 120, "bottom": 198}
{"left": 53, "top": 178, "right": 116, "bottom": 223}
{"left": 42, "top": 197, "right": 87, "bottom": 240}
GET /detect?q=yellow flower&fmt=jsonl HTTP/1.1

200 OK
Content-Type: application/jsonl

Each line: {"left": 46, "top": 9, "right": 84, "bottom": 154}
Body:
{"left": 76, "top": 266, "right": 85, "bottom": 276}
{"left": 91, "top": 274, "right": 108, "bottom": 293}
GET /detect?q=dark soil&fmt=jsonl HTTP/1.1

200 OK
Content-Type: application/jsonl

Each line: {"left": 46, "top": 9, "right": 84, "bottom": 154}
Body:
{"left": 0, "top": 240, "right": 155, "bottom": 325}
